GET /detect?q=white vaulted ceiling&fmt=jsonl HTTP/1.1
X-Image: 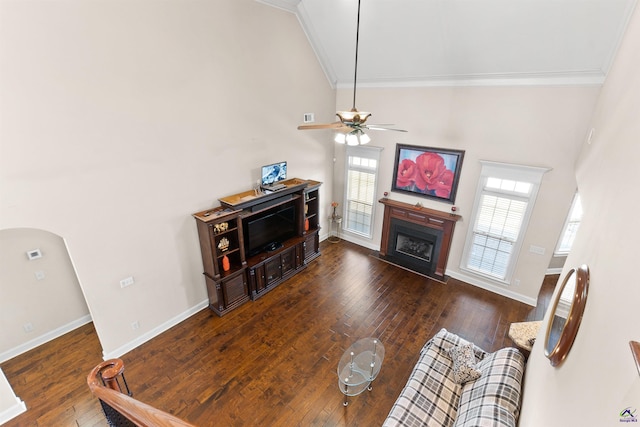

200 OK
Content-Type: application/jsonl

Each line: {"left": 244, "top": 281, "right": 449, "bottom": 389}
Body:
{"left": 257, "top": 0, "right": 637, "bottom": 87}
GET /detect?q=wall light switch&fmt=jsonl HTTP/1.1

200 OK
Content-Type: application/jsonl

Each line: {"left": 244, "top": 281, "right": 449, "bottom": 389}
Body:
{"left": 35, "top": 271, "right": 45, "bottom": 280}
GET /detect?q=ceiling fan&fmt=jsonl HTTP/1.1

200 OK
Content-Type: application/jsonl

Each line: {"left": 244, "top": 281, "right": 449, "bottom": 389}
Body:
{"left": 297, "top": 0, "right": 407, "bottom": 145}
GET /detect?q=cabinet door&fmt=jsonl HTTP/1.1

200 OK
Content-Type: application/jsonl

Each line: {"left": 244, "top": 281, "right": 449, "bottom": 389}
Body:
{"left": 221, "top": 272, "right": 248, "bottom": 307}
{"left": 295, "top": 243, "right": 303, "bottom": 268}
{"left": 204, "top": 274, "right": 223, "bottom": 312}
{"left": 250, "top": 264, "right": 267, "bottom": 296}
{"left": 304, "top": 231, "right": 320, "bottom": 263}
{"left": 281, "top": 248, "right": 296, "bottom": 276}
{"left": 264, "top": 257, "right": 282, "bottom": 285}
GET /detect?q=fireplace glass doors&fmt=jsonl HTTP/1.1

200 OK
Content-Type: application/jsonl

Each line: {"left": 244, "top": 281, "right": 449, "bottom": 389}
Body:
{"left": 395, "top": 233, "right": 433, "bottom": 263}
{"left": 387, "top": 218, "right": 443, "bottom": 276}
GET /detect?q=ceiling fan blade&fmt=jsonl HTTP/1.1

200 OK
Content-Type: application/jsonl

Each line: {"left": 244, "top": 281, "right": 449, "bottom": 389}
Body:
{"left": 364, "top": 125, "right": 408, "bottom": 132}
{"left": 297, "top": 122, "right": 345, "bottom": 130}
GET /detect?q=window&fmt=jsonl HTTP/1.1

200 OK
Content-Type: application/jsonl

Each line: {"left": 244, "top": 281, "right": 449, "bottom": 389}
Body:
{"left": 461, "top": 161, "right": 548, "bottom": 283}
{"left": 555, "top": 193, "right": 582, "bottom": 255}
{"left": 343, "top": 146, "right": 382, "bottom": 238}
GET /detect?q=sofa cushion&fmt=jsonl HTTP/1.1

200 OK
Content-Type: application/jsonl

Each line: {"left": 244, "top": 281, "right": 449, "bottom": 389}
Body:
{"left": 448, "top": 343, "right": 482, "bottom": 384}
{"left": 453, "top": 347, "right": 525, "bottom": 427}
{"left": 427, "top": 328, "right": 487, "bottom": 363}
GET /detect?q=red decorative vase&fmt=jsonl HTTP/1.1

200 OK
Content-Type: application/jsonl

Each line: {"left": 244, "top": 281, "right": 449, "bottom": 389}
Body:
{"left": 304, "top": 218, "right": 310, "bottom": 231}
{"left": 222, "top": 254, "right": 230, "bottom": 272}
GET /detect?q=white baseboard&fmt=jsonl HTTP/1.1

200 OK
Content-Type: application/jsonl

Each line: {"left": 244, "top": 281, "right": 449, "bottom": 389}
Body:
{"left": 446, "top": 270, "right": 538, "bottom": 307}
{"left": 0, "top": 368, "right": 27, "bottom": 424}
{"left": 0, "top": 315, "right": 92, "bottom": 364}
{"left": 102, "top": 299, "right": 209, "bottom": 360}
{"left": 0, "top": 397, "right": 26, "bottom": 425}
{"left": 337, "top": 233, "right": 380, "bottom": 251}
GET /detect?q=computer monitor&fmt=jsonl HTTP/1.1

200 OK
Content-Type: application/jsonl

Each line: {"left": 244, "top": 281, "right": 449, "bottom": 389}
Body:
{"left": 261, "top": 161, "right": 287, "bottom": 186}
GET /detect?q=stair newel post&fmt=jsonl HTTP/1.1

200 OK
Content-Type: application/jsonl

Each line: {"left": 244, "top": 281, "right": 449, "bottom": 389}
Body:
{"left": 98, "top": 359, "right": 132, "bottom": 396}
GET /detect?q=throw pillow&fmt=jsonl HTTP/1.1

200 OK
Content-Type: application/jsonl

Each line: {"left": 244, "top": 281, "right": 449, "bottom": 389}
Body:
{"left": 448, "top": 343, "right": 482, "bottom": 384}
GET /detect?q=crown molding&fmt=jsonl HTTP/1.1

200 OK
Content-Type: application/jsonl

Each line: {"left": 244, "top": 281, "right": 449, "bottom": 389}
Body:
{"left": 255, "top": 0, "right": 300, "bottom": 13}
{"left": 335, "top": 71, "right": 606, "bottom": 89}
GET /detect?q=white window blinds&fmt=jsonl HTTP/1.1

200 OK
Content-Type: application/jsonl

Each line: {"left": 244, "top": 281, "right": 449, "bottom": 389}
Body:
{"left": 344, "top": 146, "right": 382, "bottom": 238}
{"left": 462, "top": 161, "right": 548, "bottom": 283}
{"left": 555, "top": 193, "right": 582, "bottom": 254}
{"left": 468, "top": 194, "right": 528, "bottom": 279}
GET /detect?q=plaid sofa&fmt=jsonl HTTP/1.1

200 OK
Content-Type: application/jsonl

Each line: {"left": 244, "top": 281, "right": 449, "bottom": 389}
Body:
{"left": 383, "top": 328, "right": 525, "bottom": 427}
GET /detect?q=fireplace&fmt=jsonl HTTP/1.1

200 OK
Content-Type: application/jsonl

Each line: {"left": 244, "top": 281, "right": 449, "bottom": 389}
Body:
{"left": 387, "top": 218, "right": 443, "bottom": 276}
{"left": 379, "top": 199, "right": 460, "bottom": 281}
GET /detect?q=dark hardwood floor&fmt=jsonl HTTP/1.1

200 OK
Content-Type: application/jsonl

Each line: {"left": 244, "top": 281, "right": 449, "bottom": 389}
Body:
{"left": 1, "top": 241, "right": 557, "bottom": 427}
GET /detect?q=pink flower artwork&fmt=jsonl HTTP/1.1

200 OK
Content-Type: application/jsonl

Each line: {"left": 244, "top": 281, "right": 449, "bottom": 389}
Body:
{"left": 392, "top": 145, "right": 464, "bottom": 203}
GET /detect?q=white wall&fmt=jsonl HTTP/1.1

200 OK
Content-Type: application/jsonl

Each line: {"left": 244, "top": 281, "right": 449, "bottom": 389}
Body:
{"left": 520, "top": 3, "right": 640, "bottom": 425}
{"left": 0, "top": 0, "right": 335, "bottom": 358}
{"left": 333, "top": 85, "right": 599, "bottom": 304}
{"left": 0, "top": 228, "right": 90, "bottom": 362}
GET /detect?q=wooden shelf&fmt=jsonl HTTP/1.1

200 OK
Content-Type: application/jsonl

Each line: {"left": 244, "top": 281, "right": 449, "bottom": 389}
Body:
{"left": 378, "top": 197, "right": 461, "bottom": 222}
{"left": 219, "top": 264, "right": 245, "bottom": 280}
{"left": 192, "top": 206, "right": 241, "bottom": 223}
{"left": 219, "top": 178, "right": 308, "bottom": 210}
{"left": 217, "top": 247, "right": 239, "bottom": 260}
{"left": 214, "top": 226, "right": 238, "bottom": 236}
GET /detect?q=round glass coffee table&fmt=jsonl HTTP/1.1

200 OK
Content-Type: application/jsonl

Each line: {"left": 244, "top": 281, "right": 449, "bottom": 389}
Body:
{"left": 337, "top": 338, "right": 385, "bottom": 406}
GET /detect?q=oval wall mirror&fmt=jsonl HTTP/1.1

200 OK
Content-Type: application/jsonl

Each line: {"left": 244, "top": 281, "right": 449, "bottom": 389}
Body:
{"left": 544, "top": 264, "right": 590, "bottom": 367}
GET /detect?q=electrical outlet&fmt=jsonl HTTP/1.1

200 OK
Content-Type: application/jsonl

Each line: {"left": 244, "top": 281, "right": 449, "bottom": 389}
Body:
{"left": 131, "top": 321, "right": 140, "bottom": 330}
{"left": 514, "top": 279, "right": 521, "bottom": 287}
{"left": 120, "top": 276, "right": 134, "bottom": 288}
{"left": 23, "top": 322, "right": 34, "bottom": 333}
{"left": 35, "top": 270, "right": 46, "bottom": 280}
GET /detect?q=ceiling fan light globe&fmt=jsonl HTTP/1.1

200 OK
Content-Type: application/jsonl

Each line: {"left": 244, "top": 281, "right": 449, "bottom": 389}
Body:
{"left": 359, "top": 133, "right": 371, "bottom": 144}
{"left": 346, "top": 133, "right": 359, "bottom": 146}
{"left": 334, "top": 133, "right": 346, "bottom": 144}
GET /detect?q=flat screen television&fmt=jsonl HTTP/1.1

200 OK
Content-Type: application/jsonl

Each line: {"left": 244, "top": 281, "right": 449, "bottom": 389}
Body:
{"left": 245, "top": 205, "right": 296, "bottom": 256}
{"left": 261, "top": 161, "right": 287, "bottom": 186}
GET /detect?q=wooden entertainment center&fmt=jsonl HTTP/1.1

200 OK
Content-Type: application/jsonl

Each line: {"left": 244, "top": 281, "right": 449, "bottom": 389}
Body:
{"left": 193, "top": 178, "right": 321, "bottom": 316}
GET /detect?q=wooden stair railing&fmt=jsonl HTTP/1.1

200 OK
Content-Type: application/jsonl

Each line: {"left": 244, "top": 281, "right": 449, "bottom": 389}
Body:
{"left": 87, "top": 359, "right": 196, "bottom": 427}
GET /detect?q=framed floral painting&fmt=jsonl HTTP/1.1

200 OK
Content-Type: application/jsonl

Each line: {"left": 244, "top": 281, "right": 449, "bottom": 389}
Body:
{"left": 391, "top": 144, "right": 465, "bottom": 204}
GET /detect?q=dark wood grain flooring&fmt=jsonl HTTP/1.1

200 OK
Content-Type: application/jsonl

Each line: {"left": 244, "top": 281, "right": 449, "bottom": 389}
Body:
{"left": 1, "top": 241, "right": 557, "bottom": 427}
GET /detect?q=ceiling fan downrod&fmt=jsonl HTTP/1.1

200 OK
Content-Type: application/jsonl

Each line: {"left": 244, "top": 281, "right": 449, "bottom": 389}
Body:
{"left": 352, "top": 0, "right": 362, "bottom": 111}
